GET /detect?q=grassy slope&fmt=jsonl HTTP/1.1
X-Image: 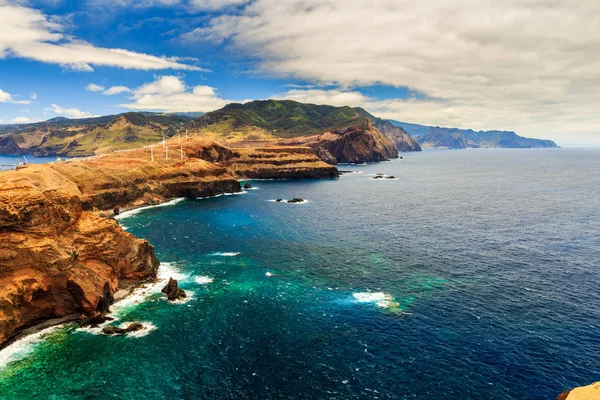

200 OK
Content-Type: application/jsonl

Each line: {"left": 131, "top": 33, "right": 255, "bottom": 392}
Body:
{"left": 189, "top": 100, "right": 370, "bottom": 139}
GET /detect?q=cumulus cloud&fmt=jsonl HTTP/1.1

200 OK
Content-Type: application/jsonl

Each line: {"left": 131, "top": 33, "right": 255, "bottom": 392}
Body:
{"left": 120, "top": 75, "right": 234, "bottom": 112}
{"left": 103, "top": 85, "right": 131, "bottom": 95}
{"left": 186, "top": 0, "right": 600, "bottom": 144}
{"left": 86, "top": 83, "right": 105, "bottom": 92}
{"left": 0, "top": 1, "right": 202, "bottom": 71}
{"left": 45, "top": 104, "right": 99, "bottom": 118}
{"left": 0, "top": 88, "right": 32, "bottom": 104}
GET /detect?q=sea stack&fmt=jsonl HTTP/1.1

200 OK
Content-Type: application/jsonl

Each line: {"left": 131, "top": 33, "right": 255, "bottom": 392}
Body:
{"left": 161, "top": 278, "right": 187, "bottom": 301}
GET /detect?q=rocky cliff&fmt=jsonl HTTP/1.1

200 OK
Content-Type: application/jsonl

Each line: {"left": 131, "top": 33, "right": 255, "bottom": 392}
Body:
{"left": 277, "top": 123, "right": 399, "bottom": 164}
{"left": 558, "top": 382, "right": 600, "bottom": 400}
{"left": 0, "top": 138, "right": 337, "bottom": 346}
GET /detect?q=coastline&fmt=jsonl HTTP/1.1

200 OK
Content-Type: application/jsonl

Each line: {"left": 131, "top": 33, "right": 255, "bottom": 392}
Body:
{"left": 0, "top": 196, "right": 192, "bottom": 365}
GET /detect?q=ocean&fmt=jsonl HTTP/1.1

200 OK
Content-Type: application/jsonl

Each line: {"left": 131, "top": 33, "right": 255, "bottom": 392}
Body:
{"left": 0, "top": 148, "right": 599, "bottom": 399}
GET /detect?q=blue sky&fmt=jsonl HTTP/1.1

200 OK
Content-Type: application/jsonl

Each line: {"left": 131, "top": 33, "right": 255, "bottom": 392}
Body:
{"left": 1, "top": 0, "right": 599, "bottom": 147}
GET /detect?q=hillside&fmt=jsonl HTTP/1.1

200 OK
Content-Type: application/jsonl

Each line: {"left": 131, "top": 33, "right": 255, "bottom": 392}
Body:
{"left": 356, "top": 108, "right": 421, "bottom": 151}
{"left": 187, "top": 100, "right": 409, "bottom": 163}
{"left": 0, "top": 112, "right": 191, "bottom": 157}
{"left": 188, "top": 100, "right": 371, "bottom": 138}
{"left": 392, "top": 121, "right": 558, "bottom": 149}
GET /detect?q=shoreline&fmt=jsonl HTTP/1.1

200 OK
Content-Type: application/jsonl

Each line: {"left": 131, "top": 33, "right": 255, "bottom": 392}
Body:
{"left": 0, "top": 195, "right": 196, "bottom": 360}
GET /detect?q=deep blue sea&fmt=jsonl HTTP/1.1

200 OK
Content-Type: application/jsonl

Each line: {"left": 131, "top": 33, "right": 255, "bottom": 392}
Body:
{"left": 1, "top": 148, "right": 599, "bottom": 399}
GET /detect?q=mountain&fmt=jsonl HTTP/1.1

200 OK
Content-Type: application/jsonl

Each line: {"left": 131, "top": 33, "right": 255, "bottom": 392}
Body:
{"left": 392, "top": 121, "right": 558, "bottom": 149}
{"left": 187, "top": 100, "right": 407, "bottom": 164}
{"left": 0, "top": 112, "right": 190, "bottom": 157}
{"left": 356, "top": 109, "right": 421, "bottom": 152}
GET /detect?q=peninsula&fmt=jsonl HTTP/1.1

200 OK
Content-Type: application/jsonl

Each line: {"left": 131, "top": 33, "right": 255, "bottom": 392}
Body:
{"left": 0, "top": 138, "right": 337, "bottom": 347}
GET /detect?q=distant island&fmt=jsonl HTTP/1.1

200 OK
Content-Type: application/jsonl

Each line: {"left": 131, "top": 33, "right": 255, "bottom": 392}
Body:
{"left": 392, "top": 120, "right": 558, "bottom": 149}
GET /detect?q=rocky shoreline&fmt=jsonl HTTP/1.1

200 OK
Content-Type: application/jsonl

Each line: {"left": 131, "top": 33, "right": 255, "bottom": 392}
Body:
{"left": 0, "top": 138, "right": 338, "bottom": 347}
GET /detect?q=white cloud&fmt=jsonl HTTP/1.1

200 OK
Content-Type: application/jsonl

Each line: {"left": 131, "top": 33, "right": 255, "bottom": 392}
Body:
{"left": 86, "top": 83, "right": 105, "bottom": 92}
{"left": 30, "top": 92, "right": 37, "bottom": 100}
{"left": 45, "top": 104, "right": 99, "bottom": 118}
{"left": 120, "top": 75, "right": 234, "bottom": 112}
{"left": 0, "top": 89, "right": 10, "bottom": 103}
{"left": 89, "top": 0, "right": 249, "bottom": 11}
{"left": 103, "top": 86, "right": 132, "bottom": 95}
{"left": 0, "top": 88, "right": 31, "bottom": 104}
{"left": 0, "top": 1, "right": 202, "bottom": 71}
{"left": 188, "top": 0, "right": 600, "bottom": 145}
{"left": 11, "top": 117, "right": 31, "bottom": 124}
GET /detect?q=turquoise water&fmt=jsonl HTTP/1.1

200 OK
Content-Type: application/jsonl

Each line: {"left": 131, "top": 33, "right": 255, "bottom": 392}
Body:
{"left": 1, "top": 148, "right": 599, "bottom": 399}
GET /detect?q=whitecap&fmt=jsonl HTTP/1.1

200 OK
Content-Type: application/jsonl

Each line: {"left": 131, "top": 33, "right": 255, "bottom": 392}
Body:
{"left": 209, "top": 252, "right": 240, "bottom": 257}
{"left": 195, "top": 276, "right": 214, "bottom": 284}
{"left": 115, "top": 198, "right": 185, "bottom": 220}
{"left": 0, "top": 326, "right": 63, "bottom": 369}
{"left": 352, "top": 292, "right": 393, "bottom": 308}
{"left": 265, "top": 272, "right": 273, "bottom": 277}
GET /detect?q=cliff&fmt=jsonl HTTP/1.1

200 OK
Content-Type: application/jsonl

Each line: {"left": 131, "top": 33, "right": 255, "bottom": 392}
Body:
{"left": 0, "top": 138, "right": 337, "bottom": 346}
{"left": 277, "top": 123, "right": 399, "bottom": 164}
{"left": 558, "top": 382, "right": 600, "bottom": 400}
{"left": 187, "top": 100, "right": 406, "bottom": 163}
{"left": 355, "top": 108, "right": 421, "bottom": 152}
{"left": 392, "top": 120, "right": 558, "bottom": 149}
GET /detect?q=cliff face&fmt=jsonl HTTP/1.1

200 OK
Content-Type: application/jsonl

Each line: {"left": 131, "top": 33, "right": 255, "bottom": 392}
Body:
{"left": 393, "top": 120, "right": 559, "bottom": 149}
{"left": 372, "top": 120, "right": 422, "bottom": 152}
{"left": 278, "top": 123, "right": 399, "bottom": 164}
{"left": 0, "top": 135, "right": 23, "bottom": 155}
{"left": 558, "top": 382, "right": 600, "bottom": 400}
{"left": 0, "top": 138, "right": 337, "bottom": 346}
{"left": 0, "top": 172, "right": 159, "bottom": 345}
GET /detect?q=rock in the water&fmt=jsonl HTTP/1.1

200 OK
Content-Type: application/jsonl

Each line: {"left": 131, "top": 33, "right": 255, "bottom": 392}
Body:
{"left": 373, "top": 175, "right": 384, "bottom": 179}
{"left": 400, "top": 156, "right": 403, "bottom": 159}
{"left": 288, "top": 198, "right": 305, "bottom": 204}
{"left": 244, "top": 181, "right": 252, "bottom": 189}
{"left": 386, "top": 176, "right": 396, "bottom": 179}
{"left": 276, "top": 199, "right": 283, "bottom": 202}
{"left": 161, "top": 277, "right": 187, "bottom": 301}
{"left": 101, "top": 322, "right": 145, "bottom": 336}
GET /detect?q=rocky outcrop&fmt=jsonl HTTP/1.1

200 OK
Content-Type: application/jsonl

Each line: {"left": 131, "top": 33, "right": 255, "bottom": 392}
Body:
{"left": 0, "top": 179, "right": 159, "bottom": 346}
{"left": 558, "top": 382, "right": 600, "bottom": 399}
{"left": 161, "top": 278, "right": 186, "bottom": 301}
{"left": 0, "top": 135, "right": 24, "bottom": 155}
{"left": 372, "top": 120, "right": 422, "bottom": 152}
{"left": 101, "top": 322, "right": 145, "bottom": 335}
{"left": 278, "top": 122, "right": 398, "bottom": 164}
{"left": 0, "top": 138, "right": 340, "bottom": 346}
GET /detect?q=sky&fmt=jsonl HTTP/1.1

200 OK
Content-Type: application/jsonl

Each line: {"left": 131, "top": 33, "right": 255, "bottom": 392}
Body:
{"left": 0, "top": 0, "right": 599, "bottom": 147}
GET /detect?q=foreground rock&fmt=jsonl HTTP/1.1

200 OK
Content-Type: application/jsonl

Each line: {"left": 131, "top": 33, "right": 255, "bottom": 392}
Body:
{"left": 0, "top": 138, "right": 337, "bottom": 346}
{"left": 101, "top": 322, "right": 145, "bottom": 336}
{"left": 558, "top": 382, "right": 600, "bottom": 399}
{"left": 161, "top": 278, "right": 187, "bottom": 301}
{"left": 287, "top": 198, "right": 305, "bottom": 204}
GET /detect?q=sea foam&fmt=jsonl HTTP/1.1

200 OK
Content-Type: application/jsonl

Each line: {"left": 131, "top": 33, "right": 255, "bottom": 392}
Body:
{"left": 0, "top": 326, "right": 63, "bottom": 370}
{"left": 352, "top": 292, "right": 393, "bottom": 308}
{"left": 209, "top": 252, "right": 240, "bottom": 257}
{"left": 195, "top": 276, "right": 214, "bottom": 284}
{"left": 115, "top": 198, "right": 185, "bottom": 220}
